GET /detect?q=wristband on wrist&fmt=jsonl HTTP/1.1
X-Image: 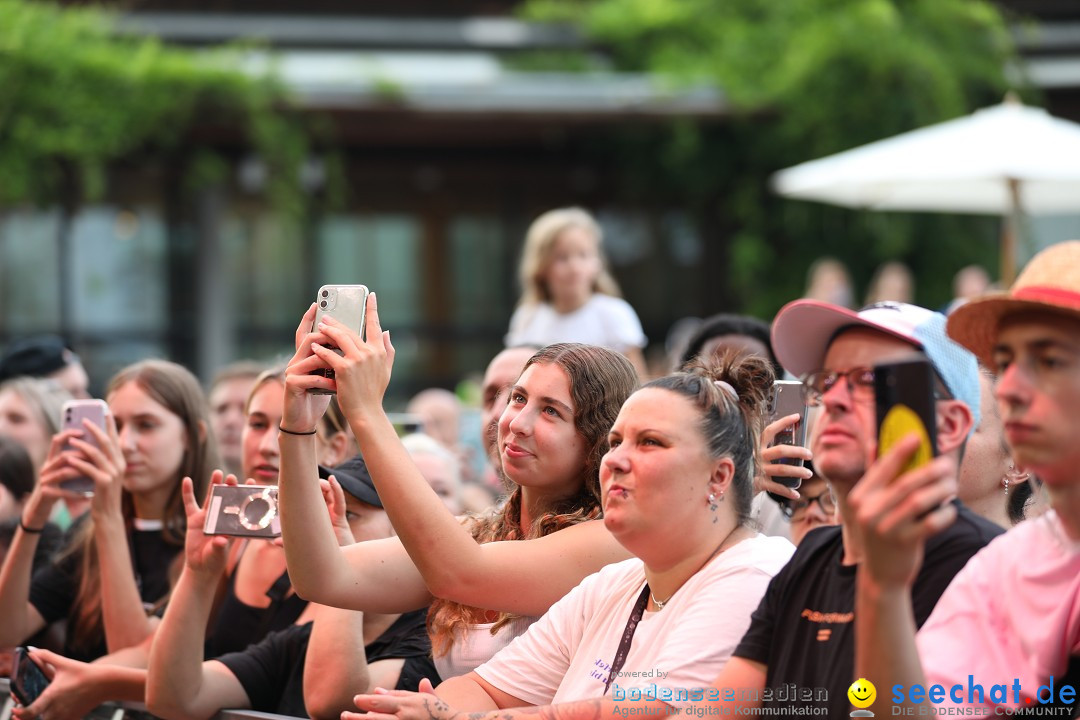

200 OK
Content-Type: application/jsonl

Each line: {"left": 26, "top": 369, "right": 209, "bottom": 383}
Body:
{"left": 278, "top": 425, "right": 317, "bottom": 436}
{"left": 19, "top": 519, "right": 45, "bottom": 534}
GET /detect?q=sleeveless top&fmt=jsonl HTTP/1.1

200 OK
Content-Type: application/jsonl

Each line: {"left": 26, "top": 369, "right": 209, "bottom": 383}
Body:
{"left": 432, "top": 615, "right": 538, "bottom": 680}
{"left": 205, "top": 565, "right": 308, "bottom": 658}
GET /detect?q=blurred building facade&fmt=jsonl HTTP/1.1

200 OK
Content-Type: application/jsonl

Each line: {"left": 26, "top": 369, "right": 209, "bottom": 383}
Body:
{"left": 1, "top": 0, "right": 1078, "bottom": 397}
{"left": 1, "top": 0, "right": 732, "bottom": 397}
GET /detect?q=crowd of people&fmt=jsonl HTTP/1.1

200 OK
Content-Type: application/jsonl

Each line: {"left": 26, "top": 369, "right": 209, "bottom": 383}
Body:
{"left": 0, "top": 209, "right": 1075, "bottom": 720}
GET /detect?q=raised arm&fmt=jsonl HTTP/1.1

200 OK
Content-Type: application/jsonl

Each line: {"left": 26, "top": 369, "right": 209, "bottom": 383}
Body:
{"left": 0, "top": 432, "right": 81, "bottom": 646}
{"left": 278, "top": 304, "right": 431, "bottom": 613}
{"left": 146, "top": 475, "right": 251, "bottom": 720}
{"left": 313, "top": 295, "right": 632, "bottom": 617}
{"left": 848, "top": 435, "right": 957, "bottom": 714}
{"left": 69, "top": 417, "right": 159, "bottom": 652}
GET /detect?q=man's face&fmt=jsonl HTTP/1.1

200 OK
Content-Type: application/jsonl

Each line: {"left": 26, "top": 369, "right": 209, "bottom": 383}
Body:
{"left": 50, "top": 358, "right": 91, "bottom": 399}
{"left": 993, "top": 313, "right": 1080, "bottom": 489}
{"left": 811, "top": 328, "right": 923, "bottom": 488}
{"left": 480, "top": 348, "right": 535, "bottom": 462}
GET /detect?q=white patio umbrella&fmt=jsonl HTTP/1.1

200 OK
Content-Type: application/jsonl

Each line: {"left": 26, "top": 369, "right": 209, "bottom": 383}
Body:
{"left": 772, "top": 95, "right": 1080, "bottom": 283}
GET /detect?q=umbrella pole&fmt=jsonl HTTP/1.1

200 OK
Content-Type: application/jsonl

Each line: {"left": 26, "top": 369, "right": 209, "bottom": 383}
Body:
{"left": 1001, "top": 177, "right": 1022, "bottom": 286}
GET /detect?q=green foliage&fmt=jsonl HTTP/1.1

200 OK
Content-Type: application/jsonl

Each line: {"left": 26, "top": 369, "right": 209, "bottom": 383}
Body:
{"left": 522, "top": 0, "right": 1020, "bottom": 315}
{"left": 0, "top": 0, "right": 312, "bottom": 211}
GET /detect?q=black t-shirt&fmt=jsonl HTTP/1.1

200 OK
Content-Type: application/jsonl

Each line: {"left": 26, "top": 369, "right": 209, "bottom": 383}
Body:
{"left": 205, "top": 566, "right": 308, "bottom": 658}
{"left": 733, "top": 501, "right": 1002, "bottom": 717}
{"left": 27, "top": 521, "right": 180, "bottom": 662}
{"left": 216, "top": 608, "right": 439, "bottom": 717}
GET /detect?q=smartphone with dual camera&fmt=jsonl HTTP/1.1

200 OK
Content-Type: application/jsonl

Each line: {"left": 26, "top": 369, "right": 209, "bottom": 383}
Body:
{"left": 309, "top": 284, "right": 369, "bottom": 395}
{"left": 59, "top": 399, "right": 109, "bottom": 496}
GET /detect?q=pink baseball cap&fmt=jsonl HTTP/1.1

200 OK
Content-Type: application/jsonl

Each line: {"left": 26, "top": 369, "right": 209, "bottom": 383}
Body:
{"left": 771, "top": 300, "right": 980, "bottom": 430}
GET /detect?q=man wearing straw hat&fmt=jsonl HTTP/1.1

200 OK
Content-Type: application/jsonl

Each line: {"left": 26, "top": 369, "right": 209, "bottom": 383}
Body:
{"left": 851, "top": 241, "right": 1080, "bottom": 715}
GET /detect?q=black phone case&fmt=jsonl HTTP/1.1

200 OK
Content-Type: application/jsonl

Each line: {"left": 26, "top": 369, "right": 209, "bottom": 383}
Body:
{"left": 768, "top": 381, "right": 808, "bottom": 490}
{"left": 11, "top": 647, "right": 50, "bottom": 706}
{"left": 874, "top": 358, "right": 938, "bottom": 470}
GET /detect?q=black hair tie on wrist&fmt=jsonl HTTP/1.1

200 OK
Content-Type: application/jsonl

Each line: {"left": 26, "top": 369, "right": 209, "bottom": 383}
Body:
{"left": 19, "top": 519, "right": 45, "bottom": 534}
{"left": 278, "top": 425, "right": 317, "bottom": 436}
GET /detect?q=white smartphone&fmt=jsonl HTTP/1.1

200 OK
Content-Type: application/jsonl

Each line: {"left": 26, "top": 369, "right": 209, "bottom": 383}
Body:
{"left": 310, "top": 284, "right": 369, "bottom": 395}
{"left": 60, "top": 399, "right": 109, "bottom": 496}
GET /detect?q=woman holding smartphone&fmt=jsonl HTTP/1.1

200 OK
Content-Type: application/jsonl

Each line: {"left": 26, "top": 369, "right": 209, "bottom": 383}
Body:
{"left": 203, "top": 368, "right": 350, "bottom": 656}
{"left": 279, "top": 295, "right": 639, "bottom": 679}
{"left": 348, "top": 352, "right": 795, "bottom": 720}
{"left": 0, "top": 359, "right": 218, "bottom": 660}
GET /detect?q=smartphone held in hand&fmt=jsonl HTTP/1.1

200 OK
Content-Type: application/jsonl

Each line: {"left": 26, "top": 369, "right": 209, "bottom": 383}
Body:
{"left": 59, "top": 399, "right": 109, "bottom": 496}
{"left": 203, "top": 484, "right": 281, "bottom": 538}
{"left": 10, "top": 647, "right": 50, "bottom": 707}
{"left": 874, "top": 358, "right": 938, "bottom": 474}
{"left": 768, "top": 380, "right": 808, "bottom": 490}
{"left": 309, "top": 284, "right": 369, "bottom": 395}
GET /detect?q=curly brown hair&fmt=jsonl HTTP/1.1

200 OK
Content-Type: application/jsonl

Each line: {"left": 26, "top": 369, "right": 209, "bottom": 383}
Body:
{"left": 428, "top": 343, "right": 638, "bottom": 656}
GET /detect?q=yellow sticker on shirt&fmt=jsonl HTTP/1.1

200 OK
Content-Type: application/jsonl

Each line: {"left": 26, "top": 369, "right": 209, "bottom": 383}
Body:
{"left": 879, "top": 404, "right": 933, "bottom": 474}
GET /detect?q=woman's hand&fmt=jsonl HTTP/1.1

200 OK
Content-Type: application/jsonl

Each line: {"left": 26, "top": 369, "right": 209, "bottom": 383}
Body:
{"left": 282, "top": 302, "right": 335, "bottom": 433}
{"left": 756, "top": 413, "right": 813, "bottom": 500}
{"left": 321, "top": 475, "right": 356, "bottom": 547}
{"left": 348, "top": 680, "right": 458, "bottom": 720}
{"left": 10, "top": 649, "right": 106, "bottom": 720}
{"left": 181, "top": 471, "right": 236, "bottom": 578}
{"left": 312, "top": 292, "right": 395, "bottom": 424}
{"left": 63, "top": 415, "right": 126, "bottom": 522}
{"left": 23, "top": 431, "right": 91, "bottom": 528}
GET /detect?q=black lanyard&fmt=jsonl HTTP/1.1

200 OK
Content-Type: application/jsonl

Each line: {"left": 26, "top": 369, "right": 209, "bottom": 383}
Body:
{"left": 603, "top": 584, "right": 651, "bottom": 695}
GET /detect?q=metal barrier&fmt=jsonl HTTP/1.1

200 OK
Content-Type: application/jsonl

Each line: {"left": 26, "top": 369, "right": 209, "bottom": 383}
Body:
{"left": 0, "top": 677, "right": 298, "bottom": 720}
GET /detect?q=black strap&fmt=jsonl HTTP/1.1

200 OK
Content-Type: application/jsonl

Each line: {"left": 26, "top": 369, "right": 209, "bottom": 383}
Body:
{"left": 253, "top": 569, "right": 293, "bottom": 640}
{"left": 604, "top": 584, "right": 651, "bottom": 695}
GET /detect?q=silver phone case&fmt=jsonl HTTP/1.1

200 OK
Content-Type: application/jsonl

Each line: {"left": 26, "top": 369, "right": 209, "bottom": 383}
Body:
{"left": 60, "top": 399, "right": 109, "bottom": 496}
{"left": 310, "top": 284, "right": 369, "bottom": 395}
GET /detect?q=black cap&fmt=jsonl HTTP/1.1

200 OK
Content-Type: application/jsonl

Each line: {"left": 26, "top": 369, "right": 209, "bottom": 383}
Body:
{"left": 318, "top": 454, "right": 381, "bottom": 508}
{"left": 0, "top": 335, "right": 70, "bottom": 383}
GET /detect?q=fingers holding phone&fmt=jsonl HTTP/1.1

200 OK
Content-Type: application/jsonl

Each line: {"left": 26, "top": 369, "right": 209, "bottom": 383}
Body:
{"left": 849, "top": 434, "right": 957, "bottom": 589}
{"left": 10, "top": 647, "right": 50, "bottom": 709}
{"left": 181, "top": 472, "right": 237, "bottom": 576}
{"left": 309, "top": 285, "right": 369, "bottom": 396}
{"left": 761, "top": 381, "right": 813, "bottom": 500}
{"left": 313, "top": 291, "right": 394, "bottom": 422}
{"left": 56, "top": 400, "right": 111, "bottom": 498}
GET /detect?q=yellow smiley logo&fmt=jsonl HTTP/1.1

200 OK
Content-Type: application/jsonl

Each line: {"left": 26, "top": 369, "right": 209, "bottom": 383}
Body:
{"left": 848, "top": 678, "right": 876, "bottom": 709}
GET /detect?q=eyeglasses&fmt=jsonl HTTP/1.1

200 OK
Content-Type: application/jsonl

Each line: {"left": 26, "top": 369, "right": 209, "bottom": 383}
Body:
{"left": 801, "top": 367, "right": 876, "bottom": 407}
{"left": 779, "top": 488, "right": 837, "bottom": 519}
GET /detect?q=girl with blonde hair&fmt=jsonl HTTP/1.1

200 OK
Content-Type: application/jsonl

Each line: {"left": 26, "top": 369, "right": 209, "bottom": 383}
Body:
{"left": 506, "top": 207, "right": 647, "bottom": 375}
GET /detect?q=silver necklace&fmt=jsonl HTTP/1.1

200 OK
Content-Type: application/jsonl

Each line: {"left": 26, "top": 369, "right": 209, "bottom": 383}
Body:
{"left": 649, "top": 525, "right": 741, "bottom": 610}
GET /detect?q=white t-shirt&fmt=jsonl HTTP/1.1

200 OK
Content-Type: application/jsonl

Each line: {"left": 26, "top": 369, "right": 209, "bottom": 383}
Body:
{"left": 474, "top": 534, "right": 794, "bottom": 709}
{"left": 505, "top": 295, "right": 647, "bottom": 352}
{"left": 916, "top": 509, "right": 1080, "bottom": 709}
{"left": 432, "top": 615, "right": 538, "bottom": 681}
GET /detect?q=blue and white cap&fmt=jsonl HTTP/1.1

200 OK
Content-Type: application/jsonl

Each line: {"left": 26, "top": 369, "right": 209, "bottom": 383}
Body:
{"left": 771, "top": 300, "right": 980, "bottom": 434}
